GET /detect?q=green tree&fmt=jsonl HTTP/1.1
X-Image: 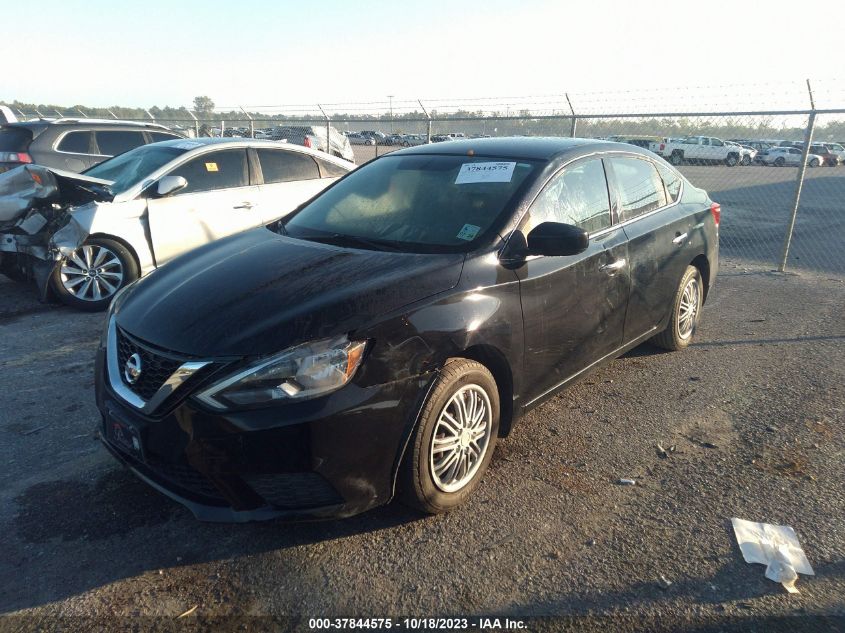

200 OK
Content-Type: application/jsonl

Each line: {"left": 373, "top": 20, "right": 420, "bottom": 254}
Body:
{"left": 193, "top": 95, "right": 215, "bottom": 115}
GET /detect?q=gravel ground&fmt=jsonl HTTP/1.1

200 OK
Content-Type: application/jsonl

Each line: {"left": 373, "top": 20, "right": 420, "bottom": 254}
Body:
{"left": 0, "top": 255, "right": 843, "bottom": 632}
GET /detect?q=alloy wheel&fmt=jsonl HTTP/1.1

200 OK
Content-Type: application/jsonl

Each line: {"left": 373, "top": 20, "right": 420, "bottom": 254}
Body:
{"left": 429, "top": 384, "right": 493, "bottom": 493}
{"left": 60, "top": 244, "right": 124, "bottom": 302}
{"left": 677, "top": 277, "right": 700, "bottom": 340}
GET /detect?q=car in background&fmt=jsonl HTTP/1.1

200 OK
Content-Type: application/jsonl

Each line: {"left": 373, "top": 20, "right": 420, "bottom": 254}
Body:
{"left": 0, "top": 118, "right": 184, "bottom": 174}
{"left": 95, "top": 137, "right": 719, "bottom": 521}
{"left": 759, "top": 146, "right": 824, "bottom": 167}
{"left": 400, "top": 134, "right": 428, "bottom": 146}
{"left": 0, "top": 138, "right": 354, "bottom": 310}
{"left": 269, "top": 125, "right": 355, "bottom": 162}
{"left": 808, "top": 144, "right": 841, "bottom": 166}
{"left": 656, "top": 136, "right": 743, "bottom": 166}
{"left": 347, "top": 133, "right": 376, "bottom": 146}
{"left": 724, "top": 141, "right": 757, "bottom": 165}
{"left": 359, "top": 130, "right": 388, "bottom": 145}
{"left": 822, "top": 142, "right": 845, "bottom": 164}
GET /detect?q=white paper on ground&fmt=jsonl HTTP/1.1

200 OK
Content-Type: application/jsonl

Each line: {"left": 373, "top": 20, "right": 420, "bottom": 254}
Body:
{"left": 454, "top": 162, "right": 516, "bottom": 184}
{"left": 731, "top": 518, "right": 814, "bottom": 593}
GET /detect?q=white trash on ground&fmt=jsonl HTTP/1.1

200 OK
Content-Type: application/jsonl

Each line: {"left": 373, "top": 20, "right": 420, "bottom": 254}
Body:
{"left": 731, "top": 518, "right": 815, "bottom": 594}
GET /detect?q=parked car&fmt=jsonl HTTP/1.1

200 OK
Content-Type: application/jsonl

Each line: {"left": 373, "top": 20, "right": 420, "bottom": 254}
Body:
{"left": 95, "top": 137, "right": 719, "bottom": 521}
{"left": 759, "top": 146, "right": 824, "bottom": 167}
{"left": 822, "top": 142, "right": 845, "bottom": 164}
{"left": 808, "top": 144, "right": 841, "bottom": 167}
{"left": 347, "top": 133, "right": 375, "bottom": 146}
{"left": 0, "top": 118, "right": 184, "bottom": 174}
{"left": 359, "top": 130, "right": 388, "bottom": 145}
{"left": 656, "top": 136, "right": 743, "bottom": 166}
{"left": 724, "top": 141, "right": 757, "bottom": 165}
{"left": 269, "top": 125, "right": 355, "bottom": 162}
{"left": 401, "top": 134, "right": 428, "bottom": 147}
{"left": 728, "top": 139, "right": 775, "bottom": 164}
{"left": 0, "top": 138, "right": 354, "bottom": 309}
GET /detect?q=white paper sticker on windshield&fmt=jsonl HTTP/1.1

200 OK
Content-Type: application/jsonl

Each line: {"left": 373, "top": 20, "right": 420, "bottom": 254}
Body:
{"left": 455, "top": 162, "right": 516, "bottom": 184}
{"left": 174, "top": 141, "right": 203, "bottom": 149}
{"left": 457, "top": 223, "right": 481, "bottom": 241}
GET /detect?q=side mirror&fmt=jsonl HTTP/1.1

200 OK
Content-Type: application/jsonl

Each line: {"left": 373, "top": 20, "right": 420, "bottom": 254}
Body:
{"left": 526, "top": 222, "right": 589, "bottom": 257}
{"left": 156, "top": 175, "right": 188, "bottom": 197}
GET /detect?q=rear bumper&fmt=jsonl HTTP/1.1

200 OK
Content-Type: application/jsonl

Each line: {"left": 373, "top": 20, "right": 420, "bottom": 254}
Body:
{"left": 95, "top": 346, "right": 433, "bottom": 521}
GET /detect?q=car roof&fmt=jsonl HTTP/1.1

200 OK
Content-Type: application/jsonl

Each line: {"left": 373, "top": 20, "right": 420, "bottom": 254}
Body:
{"left": 387, "top": 136, "right": 645, "bottom": 161}
{"left": 151, "top": 137, "right": 354, "bottom": 165}
{"left": 5, "top": 118, "right": 172, "bottom": 131}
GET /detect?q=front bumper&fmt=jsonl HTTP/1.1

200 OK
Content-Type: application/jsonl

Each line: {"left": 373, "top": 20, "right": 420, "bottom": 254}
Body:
{"left": 95, "top": 345, "right": 433, "bottom": 521}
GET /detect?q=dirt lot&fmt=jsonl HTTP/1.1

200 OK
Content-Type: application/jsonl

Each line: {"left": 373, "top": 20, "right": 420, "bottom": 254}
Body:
{"left": 0, "top": 249, "right": 843, "bottom": 633}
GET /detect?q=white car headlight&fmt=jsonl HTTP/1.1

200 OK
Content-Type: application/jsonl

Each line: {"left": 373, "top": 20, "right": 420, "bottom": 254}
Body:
{"left": 195, "top": 336, "right": 367, "bottom": 410}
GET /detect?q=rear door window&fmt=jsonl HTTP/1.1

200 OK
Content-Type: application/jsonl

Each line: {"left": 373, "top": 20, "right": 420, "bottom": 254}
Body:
{"left": 608, "top": 157, "right": 668, "bottom": 221}
{"left": 167, "top": 149, "right": 249, "bottom": 194}
{"left": 529, "top": 158, "right": 612, "bottom": 234}
{"left": 57, "top": 131, "right": 93, "bottom": 154}
{"left": 256, "top": 149, "right": 320, "bottom": 183}
{"left": 95, "top": 131, "right": 147, "bottom": 156}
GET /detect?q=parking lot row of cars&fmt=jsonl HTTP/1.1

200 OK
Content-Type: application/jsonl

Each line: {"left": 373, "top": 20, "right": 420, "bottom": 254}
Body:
{"left": 606, "top": 134, "right": 845, "bottom": 167}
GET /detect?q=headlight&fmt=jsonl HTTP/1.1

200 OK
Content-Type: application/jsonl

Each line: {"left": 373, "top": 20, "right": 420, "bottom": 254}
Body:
{"left": 195, "top": 336, "right": 367, "bottom": 410}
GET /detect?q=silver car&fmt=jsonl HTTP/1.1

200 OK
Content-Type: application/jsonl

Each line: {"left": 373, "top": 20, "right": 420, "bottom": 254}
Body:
{"left": 0, "top": 138, "right": 354, "bottom": 310}
{"left": 760, "top": 146, "right": 824, "bottom": 167}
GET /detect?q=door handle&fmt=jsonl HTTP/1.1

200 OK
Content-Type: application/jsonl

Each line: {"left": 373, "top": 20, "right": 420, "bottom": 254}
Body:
{"left": 233, "top": 202, "right": 254, "bottom": 209}
{"left": 672, "top": 232, "right": 689, "bottom": 245}
{"left": 600, "top": 259, "right": 626, "bottom": 273}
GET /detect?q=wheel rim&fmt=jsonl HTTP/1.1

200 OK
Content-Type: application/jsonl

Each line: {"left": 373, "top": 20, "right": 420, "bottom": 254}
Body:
{"left": 677, "top": 277, "right": 700, "bottom": 340}
{"left": 60, "top": 244, "right": 124, "bottom": 302}
{"left": 429, "top": 384, "right": 492, "bottom": 493}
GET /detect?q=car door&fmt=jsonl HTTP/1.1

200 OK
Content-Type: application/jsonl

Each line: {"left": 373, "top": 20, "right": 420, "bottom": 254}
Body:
{"left": 787, "top": 148, "right": 801, "bottom": 165}
{"left": 146, "top": 148, "right": 260, "bottom": 265}
{"left": 252, "top": 148, "right": 336, "bottom": 224}
{"left": 605, "top": 156, "right": 692, "bottom": 343}
{"left": 709, "top": 137, "right": 726, "bottom": 161}
{"left": 517, "top": 157, "right": 630, "bottom": 403}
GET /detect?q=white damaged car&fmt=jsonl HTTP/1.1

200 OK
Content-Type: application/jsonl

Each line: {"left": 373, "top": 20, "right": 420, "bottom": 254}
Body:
{"left": 0, "top": 138, "right": 354, "bottom": 310}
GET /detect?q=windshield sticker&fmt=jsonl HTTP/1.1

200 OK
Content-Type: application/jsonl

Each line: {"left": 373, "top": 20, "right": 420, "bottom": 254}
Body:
{"left": 455, "top": 161, "right": 516, "bottom": 184}
{"left": 174, "top": 141, "right": 203, "bottom": 150}
{"left": 456, "top": 223, "right": 481, "bottom": 241}
{"left": 205, "top": 162, "right": 219, "bottom": 172}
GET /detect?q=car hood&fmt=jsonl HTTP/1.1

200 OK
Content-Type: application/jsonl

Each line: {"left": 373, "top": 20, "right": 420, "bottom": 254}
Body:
{"left": 115, "top": 228, "right": 466, "bottom": 357}
{"left": 0, "top": 164, "right": 113, "bottom": 226}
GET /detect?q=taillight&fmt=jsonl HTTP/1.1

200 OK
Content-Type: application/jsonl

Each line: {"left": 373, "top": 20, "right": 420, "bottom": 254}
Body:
{"left": 710, "top": 202, "right": 721, "bottom": 227}
{"left": 303, "top": 136, "right": 312, "bottom": 148}
{"left": 0, "top": 152, "right": 32, "bottom": 163}
{"left": 659, "top": 143, "right": 665, "bottom": 151}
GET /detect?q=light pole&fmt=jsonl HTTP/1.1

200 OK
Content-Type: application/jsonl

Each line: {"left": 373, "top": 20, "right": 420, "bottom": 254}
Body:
{"left": 387, "top": 95, "right": 394, "bottom": 133}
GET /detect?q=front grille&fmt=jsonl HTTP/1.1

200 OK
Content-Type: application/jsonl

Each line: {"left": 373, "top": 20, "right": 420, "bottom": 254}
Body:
{"left": 244, "top": 473, "right": 343, "bottom": 509}
{"left": 116, "top": 328, "right": 183, "bottom": 401}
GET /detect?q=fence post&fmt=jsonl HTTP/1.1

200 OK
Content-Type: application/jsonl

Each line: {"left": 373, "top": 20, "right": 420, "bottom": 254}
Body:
{"left": 778, "top": 80, "right": 816, "bottom": 272}
{"left": 187, "top": 110, "right": 199, "bottom": 137}
{"left": 240, "top": 106, "right": 254, "bottom": 138}
{"left": 418, "top": 99, "right": 432, "bottom": 143}
{"left": 566, "top": 93, "right": 577, "bottom": 138}
{"left": 317, "top": 104, "right": 331, "bottom": 155}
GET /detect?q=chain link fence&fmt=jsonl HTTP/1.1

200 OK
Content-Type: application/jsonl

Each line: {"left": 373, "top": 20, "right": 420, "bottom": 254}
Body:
{"left": 5, "top": 81, "right": 844, "bottom": 274}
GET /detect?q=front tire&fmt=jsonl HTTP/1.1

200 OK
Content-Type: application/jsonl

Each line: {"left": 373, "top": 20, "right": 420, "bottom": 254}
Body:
{"left": 741, "top": 155, "right": 752, "bottom": 166}
{"left": 651, "top": 266, "right": 703, "bottom": 351}
{"left": 50, "top": 237, "right": 138, "bottom": 311}
{"left": 399, "top": 359, "right": 499, "bottom": 514}
{"left": 809, "top": 158, "right": 820, "bottom": 168}
{"left": 725, "top": 154, "right": 739, "bottom": 167}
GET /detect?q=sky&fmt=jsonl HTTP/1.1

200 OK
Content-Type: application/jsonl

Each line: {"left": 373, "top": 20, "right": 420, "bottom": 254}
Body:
{"left": 2, "top": 0, "right": 844, "bottom": 114}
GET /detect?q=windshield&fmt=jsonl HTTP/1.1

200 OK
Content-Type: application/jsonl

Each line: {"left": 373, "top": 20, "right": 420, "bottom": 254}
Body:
{"left": 84, "top": 144, "right": 189, "bottom": 194}
{"left": 282, "top": 154, "right": 540, "bottom": 253}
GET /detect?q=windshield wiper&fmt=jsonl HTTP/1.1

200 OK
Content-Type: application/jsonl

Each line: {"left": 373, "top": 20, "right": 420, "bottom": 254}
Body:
{"left": 295, "top": 232, "right": 403, "bottom": 252}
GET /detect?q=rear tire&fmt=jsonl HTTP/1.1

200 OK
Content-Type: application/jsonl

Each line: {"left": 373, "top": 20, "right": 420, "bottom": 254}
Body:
{"left": 50, "top": 237, "right": 138, "bottom": 312}
{"left": 774, "top": 157, "right": 785, "bottom": 167}
{"left": 670, "top": 151, "right": 684, "bottom": 166}
{"left": 651, "top": 266, "right": 703, "bottom": 351}
{"left": 399, "top": 359, "right": 499, "bottom": 514}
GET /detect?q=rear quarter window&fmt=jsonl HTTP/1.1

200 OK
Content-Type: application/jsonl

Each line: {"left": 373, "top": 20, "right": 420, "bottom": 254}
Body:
{"left": 148, "top": 132, "right": 182, "bottom": 143}
{"left": 315, "top": 157, "right": 349, "bottom": 178}
{"left": 257, "top": 149, "right": 320, "bottom": 183}
{"left": 655, "top": 161, "right": 682, "bottom": 203}
{"left": 609, "top": 157, "right": 668, "bottom": 221}
{"left": 95, "top": 130, "right": 146, "bottom": 156}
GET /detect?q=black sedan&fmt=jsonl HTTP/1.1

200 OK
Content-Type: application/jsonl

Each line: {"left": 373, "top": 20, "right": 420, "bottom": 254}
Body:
{"left": 95, "top": 137, "right": 719, "bottom": 521}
